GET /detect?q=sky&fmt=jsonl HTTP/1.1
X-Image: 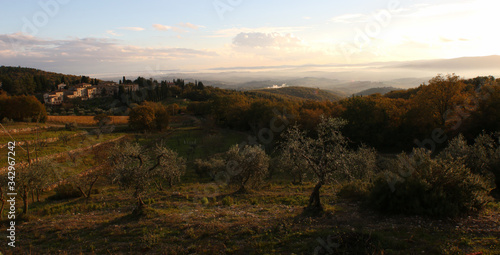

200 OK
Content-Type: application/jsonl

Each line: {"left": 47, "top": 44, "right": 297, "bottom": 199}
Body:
{"left": 0, "top": 0, "right": 498, "bottom": 77}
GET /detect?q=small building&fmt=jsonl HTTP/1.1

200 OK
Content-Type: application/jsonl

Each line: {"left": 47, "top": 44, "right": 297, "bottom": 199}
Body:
{"left": 122, "top": 83, "right": 139, "bottom": 92}
{"left": 96, "top": 82, "right": 119, "bottom": 96}
{"left": 86, "top": 87, "right": 97, "bottom": 99}
{"left": 43, "top": 90, "right": 65, "bottom": 105}
{"left": 69, "top": 86, "right": 86, "bottom": 97}
{"left": 79, "top": 83, "right": 92, "bottom": 88}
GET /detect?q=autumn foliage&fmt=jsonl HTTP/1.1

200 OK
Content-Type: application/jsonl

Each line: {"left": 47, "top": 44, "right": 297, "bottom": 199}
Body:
{"left": 184, "top": 74, "right": 500, "bottom": 151}
{"left": 129, "top": 101, "right": 170, "bottom": 131}
{"left": 0, "top": 92, "right": 47, "bottom": 122}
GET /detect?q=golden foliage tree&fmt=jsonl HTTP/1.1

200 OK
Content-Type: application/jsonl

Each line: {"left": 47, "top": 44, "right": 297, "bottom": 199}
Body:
{"left": 412, "top": 74, "right": 469, "bottom": 127}
{"left": 129, "top": 101, "right": 169, "bottom": 131}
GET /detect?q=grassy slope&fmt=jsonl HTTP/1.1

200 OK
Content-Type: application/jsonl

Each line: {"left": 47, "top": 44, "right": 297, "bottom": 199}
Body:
{"left": 7, "top": 180, "right": 500, "bottom": 254}
{"left": 0, "top": 129, "right": 125, "bottom": 168}
{"left": 2, "top": 121, "right": 499, "bottom": 254}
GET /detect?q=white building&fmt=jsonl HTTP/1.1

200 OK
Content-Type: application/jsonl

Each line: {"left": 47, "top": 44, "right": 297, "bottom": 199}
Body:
{"left": 43, "top": 90, "right": 65, "bottom": 105}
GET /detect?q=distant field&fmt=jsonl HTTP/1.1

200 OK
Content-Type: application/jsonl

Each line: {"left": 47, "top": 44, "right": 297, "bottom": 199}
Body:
{"left": 47, "top": 115, "right": 129, "bottom": 125}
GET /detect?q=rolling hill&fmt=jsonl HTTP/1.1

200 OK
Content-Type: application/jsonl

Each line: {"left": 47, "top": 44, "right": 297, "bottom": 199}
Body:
{"left": 354, "top": 87, "right": 402, "bottom": 96}
{"left": 0, "top": 66, "right": 100, "bottom": 95}
{"left": 251, "top": 86, "right": 344, "bottom": 101}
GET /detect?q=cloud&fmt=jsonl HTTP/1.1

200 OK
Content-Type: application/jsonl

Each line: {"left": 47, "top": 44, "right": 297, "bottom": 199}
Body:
{"left": 0, "top": 33, "right": 217, "bottom": 72}
{"left": 153, "top": 24, "right": 172, "bottom": 31}
{"left": 171, "top": 27, "right": 187, "bottom": 33}
{"left": 232, "top": 32, "right": 302, "bottom": 49}
{"left": 211, "top": 26, "right": 307, "bottom": 38}
{"left": 0, "top": 33, "right": 49, "bottom": 48}
{"left": 440, "top": 37, "right": 453, "bottom": 43}
{"left": 177, "top": 22, "right": 202, "bottom": 30}
{"left": 119, "top": 27, "right": 145, "bottom": 31}
{"left": 106, "top": 30, "right": 122, "bottom": 36}
{"left": 153, "top": 23, "right": 203, "bottom": 33}
{"left": 440, "top": 37, "right": 471, "bottom": 43}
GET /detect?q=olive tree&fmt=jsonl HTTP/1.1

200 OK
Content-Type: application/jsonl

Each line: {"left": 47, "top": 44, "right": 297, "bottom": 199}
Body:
{"left": 73, "top": 142, "right": 114, "bottom": 203}
{"left": 92, "top": 113, "right": 114, "bottom": 138}
{"left": 153, "top": 146, "right": 186, "bottom": 190}
{"left": 278, "top": 143, "right": 311, "bottom": 185}
{"left": 225, "top": 144, "right": 270, "bottom": 193}
{"left": 17, "top": 160, "right": 56, "bottom": 214}
{"left": 280, "top": 116, "right": 376, "bottom": 213}
{"left": 110, "top": 142, "right": 185, "bottom": 213}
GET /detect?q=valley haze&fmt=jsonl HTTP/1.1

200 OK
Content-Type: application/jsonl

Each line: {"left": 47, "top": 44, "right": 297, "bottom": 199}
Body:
{"left": 94, "top": 55, "right": 500, "bottom": 94}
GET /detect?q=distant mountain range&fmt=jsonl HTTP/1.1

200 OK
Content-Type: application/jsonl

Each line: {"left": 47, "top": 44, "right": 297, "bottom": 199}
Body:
{"left": 391, "top": 55, "right": 500, "bottom": 71}
{"left": 2, "top": 55, "right": 499, "bottom": 96}
{"left": 140, "top": 55, "right": 500, "bottom": 93}
{"left": 226, "top": 78, "right": 413, "bottom": 95}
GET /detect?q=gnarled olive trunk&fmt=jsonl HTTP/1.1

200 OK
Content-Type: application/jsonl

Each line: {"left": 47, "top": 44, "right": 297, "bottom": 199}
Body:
{"left": 306, "top": 181, "right": 323, "bottom": 213}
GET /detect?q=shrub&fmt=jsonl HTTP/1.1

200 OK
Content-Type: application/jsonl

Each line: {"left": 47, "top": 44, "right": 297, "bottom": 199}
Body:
{"left": 369, "top": 148, "right": 492, "bottom": 217}
{"left": 439, "top": 133, "right": 500, "bottom": 190}
{"left": 49, "top": 184, "right": 82, "bottom": 200}
{"left": 193, "top": 157, "right": 225, "bottom": 179}
{"left": 1, "top": 117, "right": 13, "bottom": 123}
{"left": 200, "top": 197, "right": 209, "bottom": 205}
{"left": 338, "top": 180, "right": 373, "bottom": 201}
{"left": 65, "top": 122, "right": 78, "bottom": 131}
{"left": 222, "top": 196, "right": 234, "bottom": 206}
{"left": 344, "top": 145, "right": 377, "bottom": 181}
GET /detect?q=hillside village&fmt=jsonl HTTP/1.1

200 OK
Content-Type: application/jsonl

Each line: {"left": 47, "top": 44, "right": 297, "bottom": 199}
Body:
{"left": 43, "top": 82, "right": 140, "bottom": 105}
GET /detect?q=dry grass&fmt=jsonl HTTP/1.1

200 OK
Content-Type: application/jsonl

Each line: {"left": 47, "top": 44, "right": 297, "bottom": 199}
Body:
{"left": 47, "top": 116, "right": 129, "bottom": 126}
{"left": 9, "top": 181, "right": 500, "bottom": 254}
